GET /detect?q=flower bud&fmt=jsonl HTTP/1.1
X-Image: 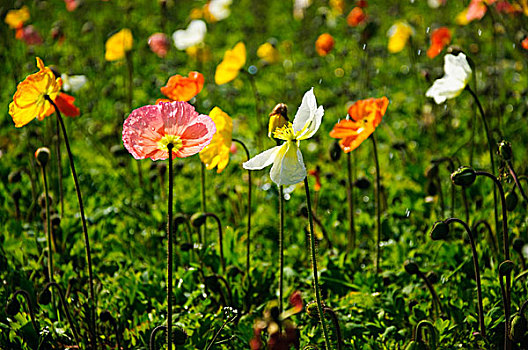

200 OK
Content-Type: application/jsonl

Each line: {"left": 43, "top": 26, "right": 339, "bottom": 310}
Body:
{"left": 425, "top": 164, "right": 438, "bottom": 179}
{"left": 173, "top": 326, "right": 188, "bottom": 345}
{"left": 38, "top": 192, "right": 53, "bottom": 208}
{"left": 451, "top": 166, "right": 476, "bottom": 187}
{"left": 404, "top": 260, "right": 420, "bottom": 275}
{"left": 100, "top": 310, "right": 113, "bottom": 322}
{"left": 513, "top": 237, "right": 525, "bottom": 255}
{"left": 499, "top": 260, "right": 514, "bottom": 276}
{"left": 190, "top": 212, "right": 207, "bottom": 228}
{"left": 306, "top": 301, "right": 319, "bottom": 319}
{"left": 354, "top": 177, "right": 371, "bottom": 189}
{"left": 268, "top": 103, "right": 288, "bottom": 139}
{"left": 38, "top": 289, "right": 52, "bottom": 305}
{"left": 6, "top": 298, "right": 20, "bottom": 316}
{"left": 426, "top": 181, "right": 438, "bottom": 196}
{"left": 509, "top": 314, "right": 527, "bottom": 343}
{"left": 11, "top": 189, "right": 22, "bottom": 201}
{"left": 8, "top": 170, "right": 22, "bottom": 184}
{"left": 50, "top": 214, "right": 61, "bottom": 228}
{"left": 426, "top": 271, "right": 439, "bottom": 284}
{"left": 35, "top": 147, "right": 51, "bottom": 167}
{"left": 498, "top": 140, "right": 513, "bottom": 162}
{"left": 430, "top": 221, "right": 449, "bottom": 241}
{"left": 505, "top": 190, "right": 518, "bottom": 212}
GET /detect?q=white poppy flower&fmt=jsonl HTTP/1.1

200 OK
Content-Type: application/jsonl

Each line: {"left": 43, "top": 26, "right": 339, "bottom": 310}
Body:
{"left": 209, "top": 0, "right": 232, "bottom": 21}
{"left": 61, "top": 74, "right": 87, "bottom": 92}
{"left": 425, "top": 53, "right": 472, "bottom": 104}
{"left": 172, "top": 20, "right": 207, "bottom": 50}
{"left": 243, "top": 88, "right": 324, "bottom": 186}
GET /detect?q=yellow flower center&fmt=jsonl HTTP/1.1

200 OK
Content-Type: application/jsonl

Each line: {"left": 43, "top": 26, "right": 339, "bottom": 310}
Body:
{"left": 158, "top": 134, "right": 183, "bottom": 153}
{"left": 273, "top": 122, "right": 296, "bottom": 142}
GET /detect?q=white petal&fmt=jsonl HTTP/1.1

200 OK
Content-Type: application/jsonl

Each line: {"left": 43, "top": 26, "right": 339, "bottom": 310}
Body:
{"left": 293, "top": 87, "right": 324, "bottom": 140}
{"left": 425, "top": 76, "right": 466, "bottom": 104}
{"left": 270, "top": 142, "right": 306, "bottom": 186}
{"left": 172, "top": 20, "right": 206, "bottom": 50}
{"left": 242, "top": 146, "right": 281, "bottom": 170}
{"left": 62, "top": 74, "right": 87, "bottom": 93}
{"left": 443, "top": 53, "right": 471, "bottom": 84}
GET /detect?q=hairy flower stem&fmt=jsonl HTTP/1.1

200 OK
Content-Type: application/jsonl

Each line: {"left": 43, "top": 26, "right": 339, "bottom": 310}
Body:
{"left": 466, "top": 86, "right": 499, "bottom": 245}
{"left": 499, "top": 266, "right": 512, "bottom": 350}
{"left": 506, "top": 162, "right": 528, "bottom": 202}
{"left": 149, "top": 325, "right": 167, "bottom": 350}
{"left": 279, "top": 185, "right": 284, "bottom": 315}
{"left": 56, "top": 118, "right": 64, "bottom": 217}
{"left": 204, "top": 213, "right": 225, "bottom": 272}
{"left": 371, "top": 135, "right": 382, "bottom": 273}
{"left": 40, "top": 162, "right": 53, "bottom": 283}
{"left": 304, "top": 177, "right": 332, "bottom": 350}
{"left": 346, "top": 153, "right": 356, "bottom": 250}
{"left": 46, "top": 96, "right": 97, "bottom": 349}
{"left": 12, "top": 290, "right": 39, "bottom": 334}
{"left": 43, "top": 282, "right": 80, "bottom": 348}
{"left": 167, "top": 144, "right": 174, "bottom": 349}
{"left": 324, "top": 306, "right": 343, "bottom": 350}
{"left": 472, "top": 219, "right": 498, "bottom": 257}
{"left": 416, "top": 269, "right": 443, "bottom": 317}
{"left": 476, "top": 170, "right": 510, "bottom": 349}
{"left": 201, "top": 162, "right": 207, "bottom": 242}
{"left": 444, "top": 218, "right": 485, "bottom": 337}
{"left": 232, "top": 138, "right": 252, "bottom": 312}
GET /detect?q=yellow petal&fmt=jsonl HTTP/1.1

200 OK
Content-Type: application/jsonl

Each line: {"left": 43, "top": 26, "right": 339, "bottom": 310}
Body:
{"left": 105, "top": 29, "right": 133, "bottom": 61}
{"left": 214, "top": 42, "right": 246, "bottom": 85}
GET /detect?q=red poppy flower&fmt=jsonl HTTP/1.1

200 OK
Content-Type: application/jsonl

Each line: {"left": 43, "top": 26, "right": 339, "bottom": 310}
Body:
{"left": 427, "top": 27, "right": 451, "bottom": 59}
{"left": 347, "top": 7, "right": 367, "bottom": 27}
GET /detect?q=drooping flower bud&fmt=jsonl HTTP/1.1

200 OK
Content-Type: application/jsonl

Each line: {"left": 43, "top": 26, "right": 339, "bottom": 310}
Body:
{"left": 268, "top": 103, "right": 289, "bottom": 139}
{"left": 505, "top": 190, "right": 518, "bottom": 212}
{"left": 8, "top": 170, "right": 22, "bottom": 184}
{"left": 6, "top": 298, "right": 20, "bottom": 316}
{"left": 38, "top": 289, "right": 52, "bottom": 305}
{"left": 173, "top": 326, "right": 188, "bottom": 345}
{"left": 499, "top": 260, "right": 514, "bottom": 276}
{"left": 513, "top": 237, "right": 525, "bottom": 255}
{"left": 509, "top": 314, "right": 527, "bottom": 343}
{"left": 329, "top": 140, "right": 342, "bottom": 161}
{"left": 354, "top": 177, "right": 371, "bottom": 189}
{"left": 190, "top": 212, "right": 207, "bottom": 228}
{"left": 498, "top": 140, "right": 513, "bottom": 162}
{"left": 430, "top": 221, "right": 449, "bottom": 241}
{"left": 404, "top": 260, "right": 420, "bottom": 275}
{"left": 451, "top": 166, "right": 476, "bottom": 187}
{"left": 35, "top": 147, "right": 51, "bottom": 168}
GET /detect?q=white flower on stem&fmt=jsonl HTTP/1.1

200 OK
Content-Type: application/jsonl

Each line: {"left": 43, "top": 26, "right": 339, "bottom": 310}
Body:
{"left": 208, "top": 0, "right": 232, "bottom": 21}
{"left": 243, "top": 88, "right": 324, "bottom": 186}
{"left": 425, "top": 53, "right": 472, "bottom": 104}
{"left": 61, "top": 74, "right": 87, "bottom": 92}
{"left": 172, "top": 20, "right": 207, "bottom": 50}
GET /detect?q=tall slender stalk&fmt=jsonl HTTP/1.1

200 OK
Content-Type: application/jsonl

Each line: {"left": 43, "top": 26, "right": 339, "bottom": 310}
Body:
{"left": 371, "top": 135, "right": 382, "bottom": 273}
{"left": 279, "top": 185, "right": 284, "bottom": 314}
{"left": 506, "top": 162, "right": 528, "bottom": 202}
{"left": 167, "top": 144, "right": 174, "bottom": 349}
{"left": 45, "top": 96, "right": 96, "bottom": 349}
{"left": 444, "top": 218, "right": 485, "bottom": 337}
{"left": 43, "top": 282, "right": 81, "bottom": 348}
{"left": 346, "top": 153, "right": 356, "bottom": 250}
{"left": 201, "top": 162, "right": 207, "bottom": 242}
{"left": 232, "top": 138, "right": 252, "bottom": 312}
{"left": 304, "top": 177, "right": 332, "bottom": 350}
{"left": 40, "top": 160, "right": 53, "bottom": 283}
{"left": 56, "top": 118, "right": 64, "bottom": 217}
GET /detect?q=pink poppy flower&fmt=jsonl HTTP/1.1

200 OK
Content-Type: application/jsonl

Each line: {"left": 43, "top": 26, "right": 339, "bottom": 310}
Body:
{"left": 148, "top": 33, "right": 170, "bottom": 58}
{"left": 122, "top": 101, "right": 216, "bottom": 161}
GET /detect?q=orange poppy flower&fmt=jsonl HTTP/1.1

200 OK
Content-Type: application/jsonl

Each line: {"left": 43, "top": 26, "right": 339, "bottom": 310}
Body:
{"left": 426, "top": 27, "right": 451, "bottom": 59}
{"left": 522, "top": 37, "right": 528, "bottom": 50}
{"left": 315, "top": 33, "right": 335, "bottom": 56}
{"left": 347, "top": 7, "right": 367, "bottom": 27}
{"left": 329, "top": 97, "right": 389, "bottom": 153}
{"left": 160, "top": 71, "right": 204, "bottom": 102}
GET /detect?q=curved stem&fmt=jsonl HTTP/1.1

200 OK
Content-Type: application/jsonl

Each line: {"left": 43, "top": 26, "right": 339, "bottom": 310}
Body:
{"left": 371, "top": 135, "right": 382, "bottom": 273}
{"left": 436, "top": 176, "right": 445, "bottom": 218}
{"left": 232, "top": 138, "right": 252, "bottom": 312}
{"left": 466, "top": 86, "right": 500, "bottom": 245}
{"left": 472, "top": 219, "right": 497, "bottom": 257}
{"left": 12, "top": 290, "right": 39, "bottom": 335}
{"left": 167, "top": 144, "right": 174, "bottom": 349}
{"left": 323, "top": 307, "right": 343, "bottom": 350}
{"left": 499, "top": 270, "right": 511, "bottom": 350}
{"left": 346, "top": 152, "right": 356, "bottom": 251}
{"left": 507, "top": 161, "right": 528, "bottom": 203}
{"left": 149, "top": 325, "right": 167, "bottom": 350}
{"left": 43, "top": 282, "right": 80, "bottom": 348}
{"left": 204, "top": 213, "right": 225, "bottom": 272}
{"left": 279, "top": 185, "right": 284, "bottom": 315}
{"left": 416, "top": 269, "right": 443, "bottom": 317}
{"left": 444, "top": 218, "right": 485, "bottom": 337}
{"left": 304, "top": 177, "right": 332, "bottom": 350}
{"left": 215, "top": 274, "right": 233, "bottom": 306}
{"left": 41, "top": 164, "right": 53, "bottom": 283}
{"left": 45, "top": 96, "right": 96, "bottom": 349}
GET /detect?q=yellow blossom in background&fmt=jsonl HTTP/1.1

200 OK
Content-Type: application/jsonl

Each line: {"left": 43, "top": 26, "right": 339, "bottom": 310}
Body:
{"left": 329, "top": 0, "right": 345, "bottom": 15}
{"left": 5, "top": 6, "right": 30, "bottom": 29}
{"left": 105, "top": 29, "right": 133, "bottom": 61}
{"left": 387, "top": 22, "right": 414, "bottom": 53}
{"left": 455, "top": 8, "right": 471, "bottom": 25}
{"left": 199, "top": 107, "right": 233, "bottom": 173}
{"left": 257, "top": 42, "right": 280, "bottom": 64}
{"left": 9, "top": 57, "right": 62, "bottom": 128}
{"left": 215, "top": 42, "right": 246, "bottom": 85}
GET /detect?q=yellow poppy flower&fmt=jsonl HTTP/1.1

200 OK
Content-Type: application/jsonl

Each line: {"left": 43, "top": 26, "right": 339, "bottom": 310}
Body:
{"left": 387, "top": 22, "right": 414, "bottom": 54}
{"left": 105, "top": 29, "right": 133, "bottom": 61}
{"left": 214, "top": 42, "right": 246, "bottom": 85}
{"left": 257, "top": 42, "right": 280, "bottom": 64}
{"left": 5, "top": 6, "right": 30, "bottom": 29}
{"left": 199, "top": 107, "right": 233, "bottom": 173}
{"left": 9, "top": 57, "right": 62, "bottom": 128}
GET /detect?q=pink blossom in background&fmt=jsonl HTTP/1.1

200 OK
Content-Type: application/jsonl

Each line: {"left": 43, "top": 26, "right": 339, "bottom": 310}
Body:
{"left": 64, "top": 0, "right": 79, "bottom": 11}
{"left": 16, "top": 25, "right": 43, "bottom": 45}
{"left": 122, "top": 101, "right": 216, "bottom": 161}
{"left": 148, "top": 33, "right": 170, "bottom": 58}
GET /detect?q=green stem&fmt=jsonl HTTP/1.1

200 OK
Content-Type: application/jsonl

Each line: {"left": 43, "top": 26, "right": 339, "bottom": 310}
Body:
{"left": 507, "top": 162, "right": 528, "bottom": 203}
{"left": 44, "top": 282, "right": 81, "bottom": 348}
{"left": 371, "top": 135, "right": 382, "bottom": 273}
{"left": 201, "top": 162, "right": 206, "bottom": 242}
{"left": 167, "top": 144, "right": 174, "bottom": 348}
{"left": 346, "top": 152, "right": 356, "bottom": 250}
{"left": 56, "top": 118, "right": 64, "bottom": 217}
{"left": 304, "top": 177, "right": 332, "bottom": 350}
{"left": 205, "top": 213, "right": 225, "bottom": 272}
{"left": 41, "top": 164, "right": 53, "bottom": 283}
{"left": 45, "top": 96, "right": 96, "bottom": 349}
{"left": 466, "top": 86, "right": 500, "bottom": 247}
{"left": 232, "top": 138, "right": 252, "bottom": 312}
{"left": 279, "top": 185, "right": 284, "bottom": 314}
{"left": 416, "top": 269, "right": 442, "bottom": 317}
